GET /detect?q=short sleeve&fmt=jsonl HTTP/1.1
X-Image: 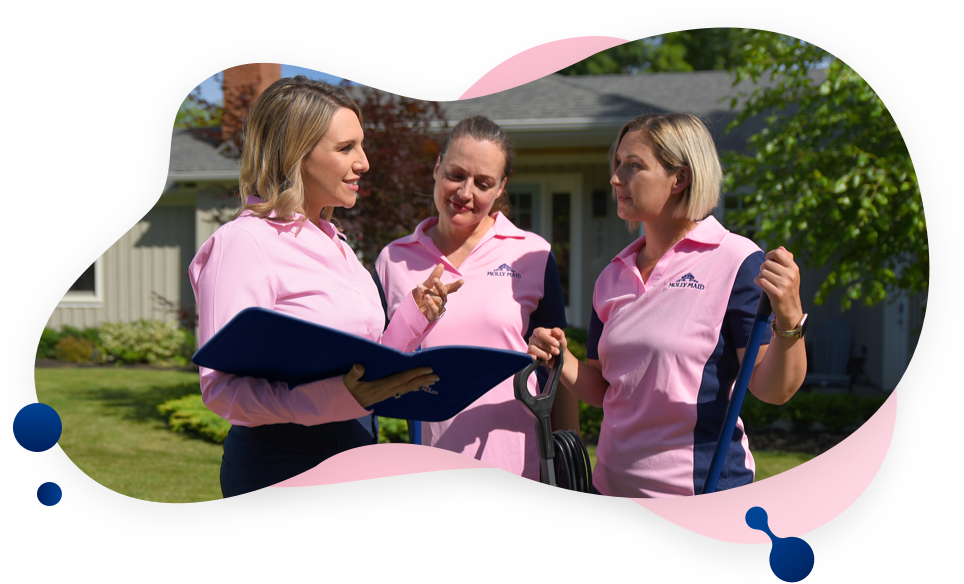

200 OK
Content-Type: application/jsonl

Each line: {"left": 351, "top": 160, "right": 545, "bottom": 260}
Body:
{"left": 586, "top": 308, "right": 604, "bottom": 360}
{"left": 727, "top": 251, "right": 773, "bottom": 348}
{"left": 524, "top": 251, "right": 568, "bottom": 340}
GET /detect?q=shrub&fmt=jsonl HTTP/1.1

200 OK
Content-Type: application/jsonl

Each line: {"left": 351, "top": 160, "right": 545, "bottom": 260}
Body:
{"left": 560, "top": 327, "right": 604, "bottom": 441}
{"left": 98, "top": 320, "right": 195, "bottom": 366}
{"left": 53, "top": 336, "right": 96, "bottom": 363}
{"left": 741, "top": 392, "right": 888, "bottom": 432}
{"left": 60, "top": 325, "right": 100, "bottom": 345}
{"left": 565, "top": 326, "right": 588, "bottom": 362}
{"left": 579, "top": 401, "right": 603, "bottom": 443}
{"left": 378, "top": 417, "right": 410, "bottom": 443}
{"left": 37, "top": 328, "right": 63, "bottom": 359}
{"left": 157, "top": 394, "right": 230, "bottom": 443}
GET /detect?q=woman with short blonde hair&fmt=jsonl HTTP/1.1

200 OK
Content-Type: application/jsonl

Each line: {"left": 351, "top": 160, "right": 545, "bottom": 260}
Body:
{"left": 529, "top": 112, "right": 807, "bottom": 497}
{"left": 611, "top": 113, "right": 724, "bottom": 230}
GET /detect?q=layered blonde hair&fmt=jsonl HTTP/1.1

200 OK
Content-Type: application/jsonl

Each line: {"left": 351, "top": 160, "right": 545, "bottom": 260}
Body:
{"left": 611, "top": 113, "right": 723, "bottom": 231}
{"left": 238, "top": 76, "right": 362, "bottom": 224}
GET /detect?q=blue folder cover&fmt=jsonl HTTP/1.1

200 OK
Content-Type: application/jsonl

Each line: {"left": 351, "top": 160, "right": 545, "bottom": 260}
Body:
{"left": 192, "top": 307, "right": 533, "bottom": 422}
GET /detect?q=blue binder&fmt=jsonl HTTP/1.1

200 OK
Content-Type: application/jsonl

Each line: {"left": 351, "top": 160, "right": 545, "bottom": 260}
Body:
{"left": 192, "top": 307, "right": 533, "bottom": 422}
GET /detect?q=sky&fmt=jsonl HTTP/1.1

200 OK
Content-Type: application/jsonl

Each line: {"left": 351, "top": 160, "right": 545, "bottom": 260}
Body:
{"left": 193, "top": 65, "right": 344, "bottom": 104}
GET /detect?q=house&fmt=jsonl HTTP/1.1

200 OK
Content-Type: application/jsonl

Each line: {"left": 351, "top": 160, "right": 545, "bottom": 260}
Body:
{"left": 45, "top": 65, "right": 923, "bottom": 392}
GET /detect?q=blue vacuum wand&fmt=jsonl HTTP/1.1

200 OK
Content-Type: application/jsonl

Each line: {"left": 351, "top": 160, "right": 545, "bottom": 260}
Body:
{"left": 701, "top": 291, "right": 772, "bottom": 495}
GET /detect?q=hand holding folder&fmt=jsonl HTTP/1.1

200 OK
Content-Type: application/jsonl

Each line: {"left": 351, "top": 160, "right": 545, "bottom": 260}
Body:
{"left": 341, "top": 362, "right": 438, "bottom": 408}
{"left": 192, "top": 307, "right": 534, "bottom": 422}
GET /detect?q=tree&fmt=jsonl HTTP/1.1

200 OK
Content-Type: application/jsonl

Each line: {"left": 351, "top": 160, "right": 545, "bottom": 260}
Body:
{"left": 721, "top": 31, "right": 926, "bottom": 310}
{"left": 557, "top": 28, "right": 749, "bottom": 75}
{"left": 333, "top": 83, "right": 447, "bottom": 270}
{"left": 173, "top": 86, "right": 223, "bottom": 129}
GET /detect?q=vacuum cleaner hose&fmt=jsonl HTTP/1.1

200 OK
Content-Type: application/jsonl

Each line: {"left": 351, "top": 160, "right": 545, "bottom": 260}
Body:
{"left": 551, "top": 429, "right": 593, "bottom": 493}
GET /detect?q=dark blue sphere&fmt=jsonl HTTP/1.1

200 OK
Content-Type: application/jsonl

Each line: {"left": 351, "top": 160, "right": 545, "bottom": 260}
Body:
{"left": 37, "top": 482, "right": 62, "bottom": 506}
{"left": 13, "top": 403, "right": 62, "bottom": 452}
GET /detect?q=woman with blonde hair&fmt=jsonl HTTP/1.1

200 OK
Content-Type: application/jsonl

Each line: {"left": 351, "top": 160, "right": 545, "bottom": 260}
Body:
{"left": 189, "top": 76, "right": 463, "bottom": 497}
{"left": 376, "top": 115, "right": 578, "bottom": 482}
{"left": 528, "top": 113, "right": 807, "bottom": 497}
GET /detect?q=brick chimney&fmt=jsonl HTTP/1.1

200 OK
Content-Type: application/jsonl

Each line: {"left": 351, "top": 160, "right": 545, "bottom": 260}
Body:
{"left": 221, "top": 63, "right": 282, "bottom": 143}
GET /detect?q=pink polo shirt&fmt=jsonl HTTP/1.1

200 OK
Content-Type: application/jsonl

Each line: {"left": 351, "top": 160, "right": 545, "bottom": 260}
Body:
{"left": 189, "top": 197, "right": 435, "bottom": 428}
{"left": 375, "top": 213, "right": 565, "bottom": 480}
{"left": 589, "top": 216, "right": 770, "bottom": 497}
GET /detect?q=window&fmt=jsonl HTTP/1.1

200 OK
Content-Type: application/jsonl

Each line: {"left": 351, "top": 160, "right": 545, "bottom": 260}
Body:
{"left": 552, "top": 193, "right": 571, "bottom": 307}
{"left": 508, "top": 191, "right": 536, "bottom": 231}
{"left": 60, "top": 258, "right": 103, "bottom": 307}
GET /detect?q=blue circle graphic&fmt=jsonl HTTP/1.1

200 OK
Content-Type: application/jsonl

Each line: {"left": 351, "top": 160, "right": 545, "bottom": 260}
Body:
{"left": 13, "top": 403, "right": 62, "bottom": 452}
{"left": 37, "top": 482, "right": 62, "bottom": 506}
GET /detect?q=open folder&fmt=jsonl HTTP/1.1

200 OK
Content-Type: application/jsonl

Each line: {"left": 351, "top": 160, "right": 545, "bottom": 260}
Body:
{"left": 192, "top": 307, "right": 534, "bottom": 422}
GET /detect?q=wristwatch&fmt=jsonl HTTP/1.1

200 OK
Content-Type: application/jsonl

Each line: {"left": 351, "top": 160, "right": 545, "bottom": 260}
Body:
{"left": 771, "top": 313, "right": 808, "bottom": 339}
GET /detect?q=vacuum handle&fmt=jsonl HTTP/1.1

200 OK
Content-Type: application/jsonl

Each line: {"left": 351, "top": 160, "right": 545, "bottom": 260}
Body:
{"left": 702, "top": 291, "right": 772, "bottom": 494}
{"left": 514, "top": 350, "right": 564, "bottom": 474}
{"left": 756, "top": 289, "right": 773, "bottom": 318}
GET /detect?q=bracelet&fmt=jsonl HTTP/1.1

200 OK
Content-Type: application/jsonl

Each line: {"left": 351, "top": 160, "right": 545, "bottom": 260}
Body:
{"left": 770, "top": 313, "right": 808, "bottom": 339}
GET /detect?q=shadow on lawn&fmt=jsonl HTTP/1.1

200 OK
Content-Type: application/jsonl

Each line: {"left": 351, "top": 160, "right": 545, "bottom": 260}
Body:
{"left": 85, "top": 383, "right": 201, "bottom": 424}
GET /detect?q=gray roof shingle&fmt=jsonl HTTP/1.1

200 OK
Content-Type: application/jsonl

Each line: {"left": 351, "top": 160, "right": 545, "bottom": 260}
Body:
{"left": 167, "top": 70, "right": 828, "bottom": 173}
{"left": 168, "top": 127, "right": 240, "bottom": 178}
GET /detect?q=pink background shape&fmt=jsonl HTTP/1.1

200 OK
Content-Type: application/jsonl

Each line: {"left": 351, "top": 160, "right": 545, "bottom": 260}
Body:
{"left": 273, "top": 35, "right": 897, "bottom": 543}
{"left": 636, "top": 394, "right": 896, "bottom": 542}
{"left": 274, "top": 443, "right": 494, "bottom": 487}
{"left": 459, "top": 36, "right": 627, "bottom": 99}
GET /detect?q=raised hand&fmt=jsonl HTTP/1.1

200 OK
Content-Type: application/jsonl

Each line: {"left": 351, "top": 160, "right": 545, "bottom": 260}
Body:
{"left": 413, "top": 263, "right": 465, "bottom": 322}
{"left": 755, "top": 246, "right": 804, "bottom": 331}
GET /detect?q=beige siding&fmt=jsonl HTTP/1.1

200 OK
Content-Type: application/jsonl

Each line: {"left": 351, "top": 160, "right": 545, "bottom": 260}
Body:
{"left": 46, "top": 205, "right": 196, "bottom": 330}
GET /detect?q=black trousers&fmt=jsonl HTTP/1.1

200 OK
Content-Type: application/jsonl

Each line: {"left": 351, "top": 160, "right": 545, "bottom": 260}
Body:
{"left": 220, "top": 416, "right": 375, "bottom": 498}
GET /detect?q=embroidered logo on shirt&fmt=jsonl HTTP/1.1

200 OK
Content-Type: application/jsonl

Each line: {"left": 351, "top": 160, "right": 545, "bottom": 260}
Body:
{"left": 668, "top": 272, "right": 705, "bottom": 290}
{"left": 487, "top": 263, "right": 522, "bottom": 278}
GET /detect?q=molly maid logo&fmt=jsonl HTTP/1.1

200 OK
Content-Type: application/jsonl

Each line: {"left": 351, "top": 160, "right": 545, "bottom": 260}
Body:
{"left": 668, "top": 272, "right": 705, "bottom": 290}
{"left": 487, "top": 263, "right": 522, "bottom": 278}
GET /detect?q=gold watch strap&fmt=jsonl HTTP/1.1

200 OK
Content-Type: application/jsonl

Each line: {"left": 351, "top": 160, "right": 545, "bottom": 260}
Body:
{"left": 771, "top": 314, "right": 807, "bottom": 338}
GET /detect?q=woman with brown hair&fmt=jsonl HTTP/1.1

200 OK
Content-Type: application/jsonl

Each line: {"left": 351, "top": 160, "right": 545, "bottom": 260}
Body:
{"left": 376, "top": 115, "right": 577, "bottom": 481}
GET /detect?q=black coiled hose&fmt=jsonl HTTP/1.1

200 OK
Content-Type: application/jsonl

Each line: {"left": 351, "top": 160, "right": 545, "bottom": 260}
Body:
{"left": 551, "top": 429, "right": 593, "bottom": 493}
{"left": 515, "top": 351, "right": 594, "bottom": 493}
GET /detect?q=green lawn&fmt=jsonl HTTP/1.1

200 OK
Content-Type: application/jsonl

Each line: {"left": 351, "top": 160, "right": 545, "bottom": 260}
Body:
{"left": 34, "top": 368, "right": 223, "bottom": 502}
{"left": 35, "top": 367, "right": 813, "bottom": 502}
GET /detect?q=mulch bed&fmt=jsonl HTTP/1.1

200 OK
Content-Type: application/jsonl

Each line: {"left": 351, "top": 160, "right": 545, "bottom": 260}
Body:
{"left": 34, "top": 359, "right": 199, "bottom": 373}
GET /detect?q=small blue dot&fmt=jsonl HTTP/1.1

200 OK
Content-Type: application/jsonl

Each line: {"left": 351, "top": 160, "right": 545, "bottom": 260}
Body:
{"left": 37, "top": 482, "right": 62, "bottom": 506}
{"left": 13, "top": 403, "right": 62, "bottom": 452}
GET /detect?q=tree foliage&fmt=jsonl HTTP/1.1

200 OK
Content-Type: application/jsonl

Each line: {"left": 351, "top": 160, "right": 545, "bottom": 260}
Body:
{"left": 721, "top": 32, "right": 926, "bottom": 310}
{"left": 334, "top": 83, "right": 447, "bottom": 269}
{"left": 173, "top": 87, "right": 223, "bottom": 129}
{"left": 558, "top": 28, "right": 749, "bottom": 75}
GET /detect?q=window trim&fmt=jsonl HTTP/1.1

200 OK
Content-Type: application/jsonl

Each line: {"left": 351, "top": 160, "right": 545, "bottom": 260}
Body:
{"left": 59, "top": 256, "right": 104, "bottom": 308}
